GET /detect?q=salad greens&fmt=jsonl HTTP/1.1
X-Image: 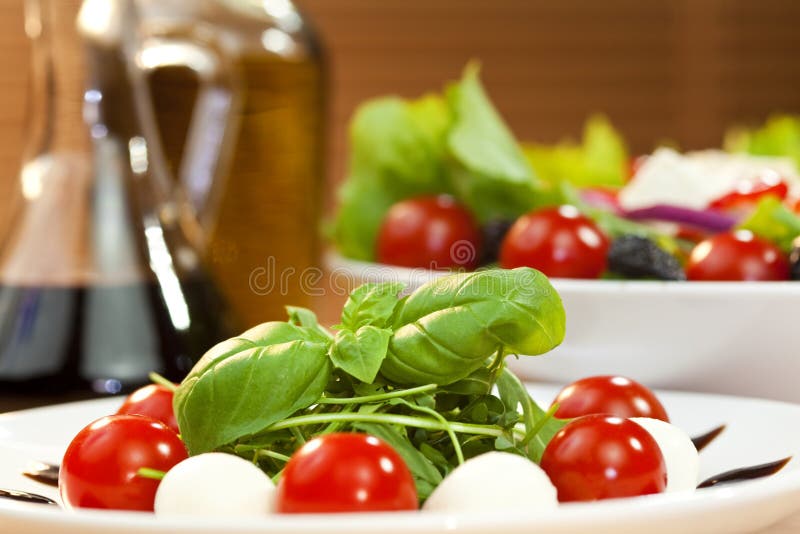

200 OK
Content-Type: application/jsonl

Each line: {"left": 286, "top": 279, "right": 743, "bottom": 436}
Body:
{"left": 739, "top": 196, "right": 800, "bottom": 253}
{"left": 332, "top": 64, "right": 541, "bottom": 261}
{"left": 725, "top": 114, "right": 800, "bottom": 170}
{"left": 522, "top": 114, "right": 629, "bottom": 189}
{"left": 174, "top": 268, "right": 567, "bottom": 498}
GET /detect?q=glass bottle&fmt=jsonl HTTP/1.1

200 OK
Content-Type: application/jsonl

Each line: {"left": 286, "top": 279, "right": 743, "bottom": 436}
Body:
{"left": 0, "top": 0, "right": 237, "bottom": 401}
{"left": 128, "top": 0, "right": 327, "bottom": 327}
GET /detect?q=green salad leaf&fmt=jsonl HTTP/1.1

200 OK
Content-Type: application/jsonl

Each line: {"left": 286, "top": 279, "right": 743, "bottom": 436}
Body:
{"left": 445, "top": 63, "right": 541, "bottom": 222}
{"left": 523, "top": 114, "right": 629, "bottom": 189}
{"left": 738, "top": 196, "right": 800, "bottom": 252}
{"left": 381, "top": 268, "right": 565, "bottom": 385}
{"left": 174, "top": 268, "right": 567, "bottom": 496}
{"left": 725, "top": 114, "right": 800, "bottom": 169}
{"left": 175, "top": 322, "right": 333, "bottom": 455}
{"left": 332, "top": 64, "right": 542, "bottom": 259}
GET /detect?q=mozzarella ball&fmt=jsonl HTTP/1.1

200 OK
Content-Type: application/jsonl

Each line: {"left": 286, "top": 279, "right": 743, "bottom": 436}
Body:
{"left": 631, "top": 417, "right": 699, "bottom": 492}
{"left": 423, "top": 451, "right": 558, "bottom": 513}
{"left": 154, "top": 453, "right": 274, "bottom": 517}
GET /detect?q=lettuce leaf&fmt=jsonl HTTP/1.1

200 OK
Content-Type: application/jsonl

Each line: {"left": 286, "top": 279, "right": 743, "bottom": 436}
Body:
{"left": 332, "top": 95, "right": 453, "bottom": 260}
{"left": 522, "top": 115, "right": 628, "bottom": 189}
{"left": 445, "top": 63, "right": 541, "bottom": 222}
{"left": 738, "top": 196, "right": 800, "bottom": 252}
{"left": 725, "top": 114, "right": 800, "bottom": 170}
{"left": 332, "top": 65, "right": 542, "bottom": 259}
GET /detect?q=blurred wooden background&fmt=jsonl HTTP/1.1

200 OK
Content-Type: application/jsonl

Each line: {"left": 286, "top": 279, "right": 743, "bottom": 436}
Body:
{"left": 1, "top": 0, "right": 800, "bottom": 205}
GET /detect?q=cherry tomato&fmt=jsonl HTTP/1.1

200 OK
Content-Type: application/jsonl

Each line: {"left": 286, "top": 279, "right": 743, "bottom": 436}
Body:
{"left": 60, "top": 415, "right": 188, "bottom": 511}
{"left": 500, "top": 206, "right": 610, "bottom": 278}
{"left": 276, "top": 433, "right": 418, "bottom": 513}
{"left": 708, "top": 171, "right": 788, "bottom": 212}
{"left": 540, "top": 415, "right": 667, "bottom": 502}
{"left": 377, "top": 195, "right": 481, "bottom": 270}
{"left": 686, "top": 230, "right": 790, "bottom": 281}
{"left": 116, "top": 384, "right": 179, "bottom": 434}
{"left": 552, "top": 375, "right": 669, "bottom": 422}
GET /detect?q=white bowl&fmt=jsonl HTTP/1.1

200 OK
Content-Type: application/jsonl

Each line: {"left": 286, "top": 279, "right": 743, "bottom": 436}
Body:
{"left": 326, "top": 253, "right": 800, "bottom": 402}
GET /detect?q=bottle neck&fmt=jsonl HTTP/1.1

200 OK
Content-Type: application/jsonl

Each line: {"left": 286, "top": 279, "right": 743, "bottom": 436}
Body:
{"left": 24, "top": 0, "right": 91, "bottom": 158}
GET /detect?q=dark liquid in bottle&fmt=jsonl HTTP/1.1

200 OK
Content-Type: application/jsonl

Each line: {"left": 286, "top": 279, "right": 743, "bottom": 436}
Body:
{"left": 0, "top": 278, "right": 233, "bottom": 401}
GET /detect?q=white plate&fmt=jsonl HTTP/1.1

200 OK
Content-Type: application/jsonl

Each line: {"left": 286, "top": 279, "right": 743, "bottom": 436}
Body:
{"left": 326, "top": 254, "right": 800, "bottom": 402}
{"left": 1, "top": 387, "right": 800, "bottom": 534}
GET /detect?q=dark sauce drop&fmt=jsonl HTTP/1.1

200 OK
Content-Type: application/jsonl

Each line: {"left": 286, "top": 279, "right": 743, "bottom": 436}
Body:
{"left": 691, "top": 424, "right": 727, "bottom": 452}
{"left": 698, "top": 456, "right": 793, "bottom": 489}
{"left": 22, "top": 462, "right": 60, "bottom": 488}
{"left": 0, "top": 488, "right": 58, "bottom": 506}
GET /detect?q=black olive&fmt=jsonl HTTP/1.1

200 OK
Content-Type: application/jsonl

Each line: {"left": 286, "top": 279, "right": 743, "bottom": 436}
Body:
{"left": 607, "top": 235, "right": 686, "bottom": 281}
{"left": 790, "top": 239, "right": 800, "bottom": 281}
{"left": 479, "top": 219, "right": 514, "bottom": 265}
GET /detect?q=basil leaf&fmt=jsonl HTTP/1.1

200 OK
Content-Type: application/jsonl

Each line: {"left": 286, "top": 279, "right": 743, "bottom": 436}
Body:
{"left": 381, "top": 267, "right": 565, "bottom": 385}
{"left": 340, "top": 282, "right": 406, "bottom": 330}
{"left": 445, "top": 63, "right": 541, "bottom": 222}
{"left": 329, "top": 326, "right": 392, "bottom": 383}
{"left": 353, "top": 422, "right": 443, "bottom": 499}
{"left": 175, "top": 322, "right": 332, "bottom": 454}
{"left": 286, "top": 306, "right": 319, "bottom": 328}
{"left": 496, "top": 368, "right": 567, "bottom": 462}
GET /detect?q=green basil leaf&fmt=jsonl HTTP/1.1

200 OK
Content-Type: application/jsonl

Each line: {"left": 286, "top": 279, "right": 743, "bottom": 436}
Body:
{"left": 340, "top": 282, "right": 406, "bottom": 330}
{"left": 352, "top": 422, "right": 443, "bottom": 499}
{"left": 496, "top": 368, "right": 567, "bottom": 462}
{"left": 329, "top": 326, "right": 392, "bottom": 383}
{"left": 286, "top": 306, "right": 319, "bottom": 328}
{"left": 381, "top": 267, "right": 565, "bottom": 386}
{"left": 175, "top": 322, "right": 332, "bottom": 455}
{"left": 439, "top": 367, "right": 495, "bottom": 395}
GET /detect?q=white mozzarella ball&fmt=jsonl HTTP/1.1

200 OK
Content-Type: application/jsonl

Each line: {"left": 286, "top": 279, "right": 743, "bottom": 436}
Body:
{"left": 154, "top": 453, "right": 274, "bottom": 517}
{"left": 423, "top": 451, "right": 558, "bottom": 513}
{"left": 631, "top": 417, "right": 699, "bottom": 493}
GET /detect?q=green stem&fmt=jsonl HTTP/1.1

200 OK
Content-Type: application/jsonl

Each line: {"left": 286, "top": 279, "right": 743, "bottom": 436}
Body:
{"left": 317, "top": 384, "right": 438, "bottom": 405}
{"left": 137, "top": 467, "right": 166, "bottom": 480}
{"left": 263, "top": 412, "right": 506, "bottom": 438}
{"left": 148, "top": 372, "right": 177, "bottom": 392}
{"left": 392, "top": 399, "right": 465, "bottom": 465}
{"left": 290, "top": 426, "right": 307, "bottom": 445}
{"left": 257, "top": 449, "right": 292, "bottom": 463}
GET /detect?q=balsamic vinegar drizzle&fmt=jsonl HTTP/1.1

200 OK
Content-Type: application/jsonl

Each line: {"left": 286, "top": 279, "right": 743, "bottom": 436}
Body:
{"left": 0, "top": 488, "right": 57, "bottom": 506}
{"left": 698, "top": 457, "right": 793, "bottom": 489}
{"left": 691, "top": 424, "right": 727, "bottom": 452}
{"left": 22, "top": 462, "right": 60, "bottom": 488}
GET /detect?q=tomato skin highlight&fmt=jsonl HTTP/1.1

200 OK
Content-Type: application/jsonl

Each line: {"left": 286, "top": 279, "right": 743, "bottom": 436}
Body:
{"left": 540, "top": 415, "right": 667, "bottom": 502}
{"left": 500, "top": 206, "right": 609, "bottom": 278}
{"left": 552, "top": 375, "right": 669, "bottom": 422}
{"left": 116, "top": 384, "right": 179, "bottom": 434}
{"left": 59, "top": 415, "right": 188, "bottom": 511}
{"left": 276, "top": 433, "right": 418, "bottom": 514}
{"left": 687, "top": 230, "right": 790, "bottom": 281}
{"left": 376, "top": 195, "right": 481, "bottom": 270}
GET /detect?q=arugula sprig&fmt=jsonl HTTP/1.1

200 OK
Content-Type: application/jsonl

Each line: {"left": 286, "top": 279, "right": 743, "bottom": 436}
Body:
{"left": 174, "top": 268, "right": 567, "bottom": 499}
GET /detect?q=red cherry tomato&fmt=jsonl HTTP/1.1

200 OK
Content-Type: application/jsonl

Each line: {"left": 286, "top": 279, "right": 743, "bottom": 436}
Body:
{"left": 552, "top": 375, "right": 669, "bottom": 422}
{"left": 116, "top": 384, "right": 179, "bottom": 434}
{"left": 276, "top": 433, "right": 418, "bottom": 514}
{"left": 59, "top": 415, "right": 187, "bottom": 511}
{"left": 500, "top": 206, "right": 610, "bottom": 278}
{"left": 540, "top": 415, "right": 667, "bottom": 502}
{"left": 377, "top": 196, "right": 481, "bottom": 270}
{"left": 687, "top": 230, "right": 790, "bottom": 281}
{"left": 708, "top": 171, "right": 788, "bottom": 212}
